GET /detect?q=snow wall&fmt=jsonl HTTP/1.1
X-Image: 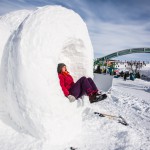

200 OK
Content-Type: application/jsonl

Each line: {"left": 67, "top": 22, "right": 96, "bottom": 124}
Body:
{"left": 0, "top": 6, "right": 93, "bottom": 144}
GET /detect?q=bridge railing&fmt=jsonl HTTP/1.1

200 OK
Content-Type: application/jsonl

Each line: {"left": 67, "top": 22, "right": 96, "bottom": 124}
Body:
{"left": 94, "top": 47, "right": 150, "bottom": 64}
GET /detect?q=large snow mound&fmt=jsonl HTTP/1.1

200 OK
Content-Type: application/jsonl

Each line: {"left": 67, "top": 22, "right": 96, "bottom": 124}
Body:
{"left": 0, "top": 6, "right": 93, "bottom": 144}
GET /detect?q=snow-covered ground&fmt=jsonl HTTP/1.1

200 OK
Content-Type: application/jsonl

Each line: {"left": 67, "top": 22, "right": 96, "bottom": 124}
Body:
{"left": 0, "top": 77, "right": 150, "bottom": 150}
{"left": 64, "top": 77, "right": 150, "bottom": 150}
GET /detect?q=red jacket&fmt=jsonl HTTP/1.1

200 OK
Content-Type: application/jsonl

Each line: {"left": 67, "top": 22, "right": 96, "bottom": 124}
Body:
{"left": 58, "top": 73, "right": 74, "bottom": 96}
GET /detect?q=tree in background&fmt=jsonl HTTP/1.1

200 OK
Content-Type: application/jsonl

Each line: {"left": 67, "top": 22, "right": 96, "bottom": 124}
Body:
{"left": 126, "top": 61, "right": 146, "bottom": 75}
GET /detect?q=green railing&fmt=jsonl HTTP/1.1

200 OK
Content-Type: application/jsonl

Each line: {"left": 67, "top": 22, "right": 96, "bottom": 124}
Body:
{"left": 94, "top": 48, "right": 150, "bottom": 65}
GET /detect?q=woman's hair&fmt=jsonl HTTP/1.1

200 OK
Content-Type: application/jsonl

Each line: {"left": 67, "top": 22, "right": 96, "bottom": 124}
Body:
{"left": 57, "top": 63, "right": 66, "bottom": 73}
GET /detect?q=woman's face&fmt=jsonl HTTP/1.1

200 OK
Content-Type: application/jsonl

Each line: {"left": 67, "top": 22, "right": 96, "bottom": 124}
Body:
{"left": 61, "top": 66, "right": 67, "bottom": 73}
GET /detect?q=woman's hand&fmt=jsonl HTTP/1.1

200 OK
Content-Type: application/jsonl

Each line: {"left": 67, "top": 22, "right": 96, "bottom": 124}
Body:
{"left": 67, "top": 95, "right": 76, "bottom": 102}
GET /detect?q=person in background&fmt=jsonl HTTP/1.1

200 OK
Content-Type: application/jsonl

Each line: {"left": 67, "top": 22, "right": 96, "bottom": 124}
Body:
{"left": 94, "top": 65, "right": 102, "bottom": 74}
{"left": 57, "top": 63, "right": 107, "bottom": 103}
{"left": 124, "top": 72, "right": 127, "bottom": 81}
{"left": 130, "top": 72, "right": 135, "bottom": 81}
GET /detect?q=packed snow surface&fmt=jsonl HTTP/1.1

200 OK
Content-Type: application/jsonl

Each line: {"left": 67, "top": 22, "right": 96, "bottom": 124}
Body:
{"left": 0, "top": 77, "right": 150, "bottom": 150}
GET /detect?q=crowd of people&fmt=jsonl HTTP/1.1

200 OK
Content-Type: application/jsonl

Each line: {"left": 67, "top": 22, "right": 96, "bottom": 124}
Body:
{"left": 94, "top": 67, "right": 138, "bottom": 81}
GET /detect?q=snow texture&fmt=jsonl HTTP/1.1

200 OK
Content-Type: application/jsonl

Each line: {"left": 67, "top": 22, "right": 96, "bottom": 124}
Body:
{"left": 0, "top": 9, "right": 32, "bottom": 32}
{"left": 0, "top": 5, "right": 93, "bottom": 144}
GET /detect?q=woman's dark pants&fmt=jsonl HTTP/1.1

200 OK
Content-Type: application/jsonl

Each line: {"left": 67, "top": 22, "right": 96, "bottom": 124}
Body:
{"left": 69, "top": 76, "right": 98, "bottom": 99}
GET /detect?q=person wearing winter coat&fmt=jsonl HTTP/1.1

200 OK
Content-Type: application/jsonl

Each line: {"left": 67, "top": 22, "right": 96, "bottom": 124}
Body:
{"left": 94, "top": 65, "right": 102, "bottom": 74}
{"left": 57, "top": 63, "right": 107, "bottom": 103}
{"left": 130, "top": 73, "right": 135, "bottom": 81}
{"left": 124, "top": 72, "right": 127, "bottom": 81}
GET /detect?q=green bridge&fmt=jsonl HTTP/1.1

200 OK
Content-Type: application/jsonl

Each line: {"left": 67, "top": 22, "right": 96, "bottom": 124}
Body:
{"left": 94, "top": 47, "right": 150, "bottom": 65}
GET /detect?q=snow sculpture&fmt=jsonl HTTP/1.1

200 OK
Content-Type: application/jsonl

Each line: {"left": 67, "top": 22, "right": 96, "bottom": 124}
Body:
{"left": 0, "top": 6, "right": 93, "bottom": 144}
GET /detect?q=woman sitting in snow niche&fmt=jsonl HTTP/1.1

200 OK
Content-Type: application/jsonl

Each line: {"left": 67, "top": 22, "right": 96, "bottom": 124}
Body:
{"left": 57, "top": 63, "right": 107, "bottom": 103}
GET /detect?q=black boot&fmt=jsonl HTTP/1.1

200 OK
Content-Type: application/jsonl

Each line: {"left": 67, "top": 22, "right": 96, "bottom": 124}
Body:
{"left": 89, "top": 93, "right": 107, "bottom": 103}
{"left": 96, "top": 93, "right": 107, "bottom": 101}
{"left": 89, "top": 93, "right": 96, "bottom": 103}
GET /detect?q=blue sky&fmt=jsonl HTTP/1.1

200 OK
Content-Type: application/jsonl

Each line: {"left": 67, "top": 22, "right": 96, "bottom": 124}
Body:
{"left": 0, "top": 0, "right": 150, "bottom": 61}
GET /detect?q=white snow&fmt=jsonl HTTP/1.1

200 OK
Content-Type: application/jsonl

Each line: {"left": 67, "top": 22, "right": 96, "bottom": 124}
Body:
{"left": 0, "top": 5, "right": 150, "bottom": 150}
{"left": 140, "top": 64, "right": 150, "bottom": 78}
{"left": 0, "top": 5, "right": 93, "bottom": 145}
{"left": 0, "top": 76, "right": 150, "bottom": 150}
{"left": 0, "top": 9, "right": 32, "bottom": 32}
